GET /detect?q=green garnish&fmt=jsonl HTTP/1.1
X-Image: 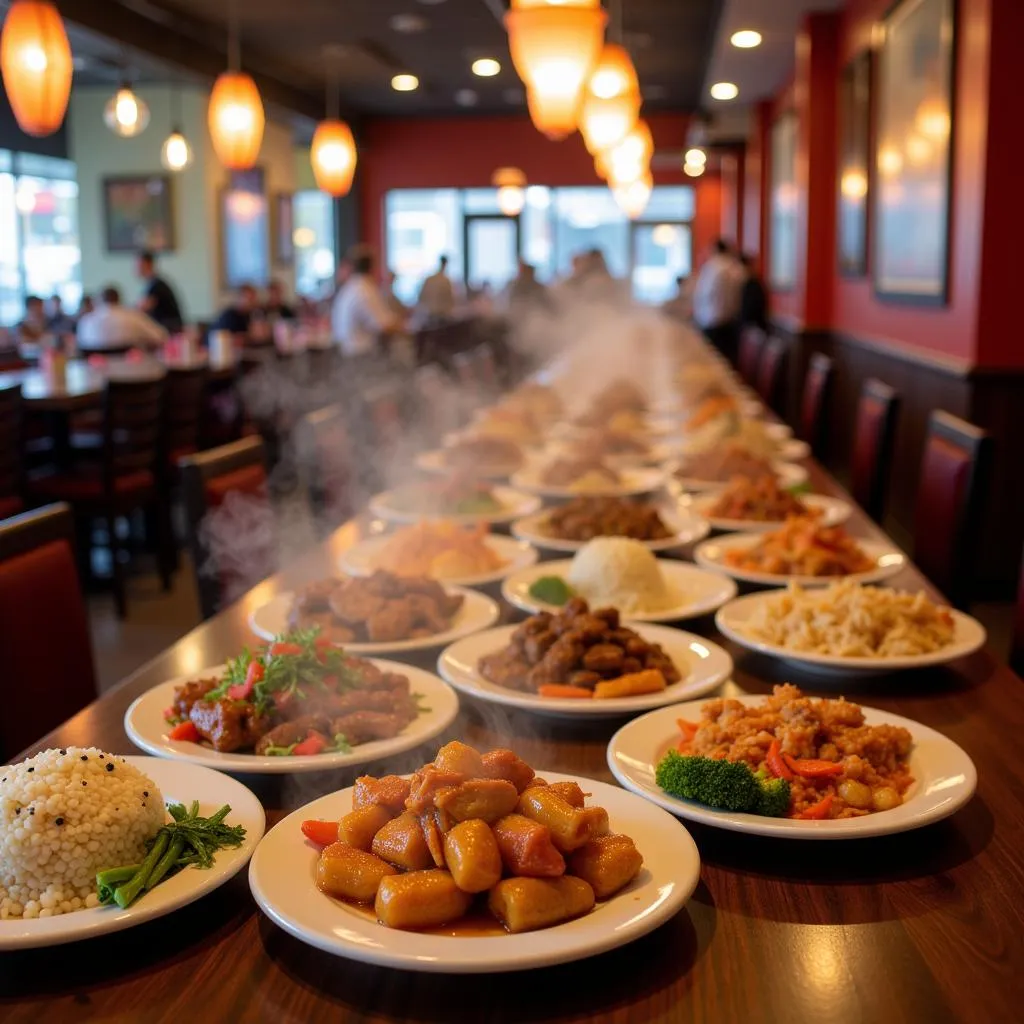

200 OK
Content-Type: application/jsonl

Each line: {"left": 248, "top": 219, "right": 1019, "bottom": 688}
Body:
{"left": 785, "top": 481, "right": 813, "bottom": 496}
{"left": 325, "top": 733, "right": 353, "bottom": 754}
{"left": 263, "top": 743, "right": 298, "bottom": 757}
{"left": 655, "top": 752, "right": 791, "bottom": 817}
{"left": 528, "top": 575, "right": 575, "bottom": 606}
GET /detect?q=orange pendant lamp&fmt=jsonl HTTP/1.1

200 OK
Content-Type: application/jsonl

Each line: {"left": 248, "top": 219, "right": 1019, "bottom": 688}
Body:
{"left": 579, "top": 44, "right": 640, "bottom": 155}
{"left": 596, "top": 118, "right": 653, "bottom": 186}
{"left": 492, "top": 167, "right": 527, "bottom": 216}
{"left": 311, "top": 120, "right": 357, "bottom": 196}
{"left": 505, "top": 0, "right": 606, "bottom": 141}
{"left": 0, "top": 0, "right": 72, "bottom": 137}
{"left": 209, "top": 71, "right": 264, "bottom": 170}
{"left": 612, "top": 171, "right": 652, "bottom": 219}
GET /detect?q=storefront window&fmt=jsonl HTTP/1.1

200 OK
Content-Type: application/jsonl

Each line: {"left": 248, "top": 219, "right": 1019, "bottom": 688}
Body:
{"left": 385, "top": 189, "right": 461, "bottom": 304}
{"left": 293, "top": 191, "right": 337, "bottom": 298}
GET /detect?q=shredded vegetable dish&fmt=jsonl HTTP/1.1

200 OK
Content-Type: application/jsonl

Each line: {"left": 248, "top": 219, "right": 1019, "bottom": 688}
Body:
{"left": 723, "top": 517, "right": 875, "bottom": 577}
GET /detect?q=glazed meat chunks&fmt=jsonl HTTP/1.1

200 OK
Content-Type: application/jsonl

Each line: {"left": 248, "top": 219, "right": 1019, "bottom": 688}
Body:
{"left": 542, "top": 497, "right": 673, "bottom": 542}
{"left": 189, "top": 699, "right": 270, "bottom": 752}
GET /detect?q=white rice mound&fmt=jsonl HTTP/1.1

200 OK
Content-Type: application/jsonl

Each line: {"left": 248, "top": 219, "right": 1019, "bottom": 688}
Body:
{"left": 567, "top": 537, "right": 675, "bottom": 614}
{"left": 0, "top": 748, "right": 164, "bottom": 920}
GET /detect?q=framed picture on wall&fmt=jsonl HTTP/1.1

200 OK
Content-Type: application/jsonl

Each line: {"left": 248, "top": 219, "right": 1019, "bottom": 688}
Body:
{"left": 102, "top": 175, "right": 174, "bottom": 253}
{"left": 768, "top": 111, "right": 798, "bottom": 291}
{"left": 220, "top": 167, "right": 270, "bottom": 288}
{"left": 274, "top": 192, "right": 294, "bottom": 266}
{"left": 873, "top": 0, "right": 954, "bottom": 303}
{"left": 837, "top": 52, "right": 872, "bottom": 277}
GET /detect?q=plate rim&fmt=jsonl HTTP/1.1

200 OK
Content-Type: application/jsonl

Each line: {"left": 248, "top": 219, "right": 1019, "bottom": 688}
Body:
{"left": 415, "top": 449, "right": 520, "bottom": 480}
{"left": 688, "top": 493, "right": 852, "bottom": 534}
{"left": 510, "top": 509, "right": 709, "bottom": 553}
{"left": 665, "top": 459, "right": 809, "bottom": 494}
{"left": 368, "top": 485, "right": 543, "bottom": 526}
{"left": 509, "top": 465, "right": 667, "bottom": 499}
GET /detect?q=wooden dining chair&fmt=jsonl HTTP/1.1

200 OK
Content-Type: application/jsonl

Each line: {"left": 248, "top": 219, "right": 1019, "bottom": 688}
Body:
{"left": 0, "top": 383, "right": 24, "bottom": 521}
{"left": 849, "top": 379, "right": 900, "bottom": 524}
{"left": 799, "top": 353, "right": 834, "bottom": 458}
{"left": 912, "top": 411, "right": 991, "bottom": 609}
{"left": 179, "top": 436, "right": 275, "bottom": 620}
{"left": 755, "top": 336, "right": 787, "bottom": 413}
{"left": 737, "top": 327, "right": 766, "bottom": 386}
{"left": 28, "top": 377, "right": 168, "bottom": 618}
{"left": 0, "top": 503, "right": 97, "bottom": 759}
{"left": 299, "top": 404, "right": 355, "bottom": 535}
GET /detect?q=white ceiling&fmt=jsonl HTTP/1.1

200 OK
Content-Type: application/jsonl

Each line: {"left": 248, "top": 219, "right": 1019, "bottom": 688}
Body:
{"left": 702, "top": 0, "right": 846, "bottom": 107}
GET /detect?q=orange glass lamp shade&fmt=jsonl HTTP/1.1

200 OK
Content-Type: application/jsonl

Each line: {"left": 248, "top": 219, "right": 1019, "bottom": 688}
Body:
{"left": 208, "top": 71, "right": 265, "bottom": 170}
{"left": 0, "top": 1, "right": 72, "bottom": 137}
{"left": 492, "top": 167, "right": 527, "bottom": 216}
{"left": 597, "top": 119, "right": 654, "bottom": 186}
{"left": 612, "top": 172, "right": 653, "bottom": 219}
{"left": 311, "top": 119, "right": 357, "bottom": 197}
{"left": 506, "top": 0, "right": 606, "bottom": 141}
{"left": 579, "top": 44, "right": 640, "bottom": 155}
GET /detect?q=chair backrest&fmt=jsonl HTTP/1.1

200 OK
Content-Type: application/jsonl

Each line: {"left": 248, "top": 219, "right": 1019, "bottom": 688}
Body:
{"left": 102, "top": 376, "right": 165, "bottom": 484}
{"left": 299, "top": 404, "right": 355, "bottom": 533}
{"left": 755, "top": 336, "right": 787, "bottom": 412}
{"left": 800, "top": 353, "right": 834, "bottom": 456}
{"left": 0, "top": 383, "right": 23, "bottom": 514}
{"left": 179, "top": 436, "right": 273, "bottom": 619}
{"left": 0, "top": 503, "right": 97, "bottom": 758}
{"left": 1012, "top": 548, "right": 1024, "bottom": 678}
{"left": 163, "top": 365, "right": 208, "bottom": 467}
{"left": 737, "top": 327, "right": 766, "bottom": 385}
{"left": 849, "top": 379, "right": 900, "bottom": 523}
{"left": 913, "top": 410, "right": 991, "bottom": 609}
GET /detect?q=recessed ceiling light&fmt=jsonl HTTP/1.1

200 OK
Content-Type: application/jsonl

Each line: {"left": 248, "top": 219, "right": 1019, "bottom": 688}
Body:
{"left": 391, "top": 73, "right": 419, "bottom": 92}
{"left": 683, "top": 162, "right": 705, "bottom": 178}
{"left": 455, "top": 88, "right": 478, "bottom": 106}
{"left": 709, "top": 81, "right": 739, "bottom": 101}
{"left": 472, "top": 58, "right": 501, "bottom": 77}
{"left": 730, "top": 29, "right": 762, "bottom": 49}
{"left": 390, "top": 13, "right": 427, "bottom": 33}
{"left": 685, "top": 148, "right": 707, "bottom": 166}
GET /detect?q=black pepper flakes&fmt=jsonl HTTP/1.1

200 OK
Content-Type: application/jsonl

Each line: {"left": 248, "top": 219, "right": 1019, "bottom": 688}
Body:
{"left": 143, "top": 791, "right": 149, "bottom": 797}
{"left": 55, "top": 817, "right": 64, "bottom": 826}
{"left": 59, "top": 749, "right": 66, "bottom": 755}
{"left": 81, "top": 781, "right": 87, "bottom": 787}
{"left": 14, "top": 808, "right": 19, "bottom": 815}
{"left": 105, "top": 763, "right": 114, "bottom": 772}
{"left": 80, "top": 755, "right": 88, "bottom": 761}
{"left": 98, "top": 754, "right": 104, "bottom": 759}
{"left": 26, "top": 767, "right": 34, "bottom": 773}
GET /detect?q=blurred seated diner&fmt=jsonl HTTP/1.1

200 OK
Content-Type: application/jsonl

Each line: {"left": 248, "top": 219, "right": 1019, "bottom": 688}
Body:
{"left": 412, "top": 254, "right": 456, "bottom": 329}
{"left": 15, "top": 295, "right": 49, "bottom": 356}
{"left": 77, "top": 287, "right": 168, "bottom": 352}
{"left": 262, "top": 279, "right": 296, "bottom": 322}
{"left": 136, "top": 250, "right": 184, "bottom": 333}
{"left": 331, "top": 246, "right": 399, "bottom": 368}
{"left": 214, "top": 283, "right": 259, "bottom": 343}
{"left": 46, "top": 294, "right": 76, "bottom": 335}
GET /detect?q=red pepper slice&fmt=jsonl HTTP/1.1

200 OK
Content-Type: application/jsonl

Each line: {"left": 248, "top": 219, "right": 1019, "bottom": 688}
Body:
{"left": 292, "top": 730, "right": 327, "bottom": 756}
{"left": 783, "top": 754, "right": 844, "bottom": 778}
{"left": 795, "top": 792, "right": 834, "bottom": 820}
{"left": 269, "top": 642, "right": 304, "bottom": 657}
{"left": 168, "top": 720, "right": 201, "bottom": 743}
{"left": 766, "top": 740, "right": 794, "bottom": 781}
{"left": 227, "top": 660, "right": 264, "bottom": 701}
{"left": 300, "top": 819, "right": 340, "bottom": 845}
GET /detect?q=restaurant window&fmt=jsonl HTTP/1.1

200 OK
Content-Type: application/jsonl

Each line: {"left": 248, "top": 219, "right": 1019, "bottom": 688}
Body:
{"left": 385, "top": 189, "right": 462, "bottom": 304}
{"left": 293, "top": 190, "right": 337, "bottom": 298}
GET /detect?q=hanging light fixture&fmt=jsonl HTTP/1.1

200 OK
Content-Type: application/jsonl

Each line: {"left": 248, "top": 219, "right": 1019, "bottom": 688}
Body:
{"left": 104, "top": 80, "right": 150, "bottom": 137}
{"left": 160, "top": 81, "right": 193, "bottom": 171}
{"left": 311, "top": 47, "right": 357, "bottom": 197}
{"left": 612, "top": 171, "right": 652, "bottom": 219}
{"left": 492, "top": 167, "right": 527, "bottom": 216}
{"left": 597, "top": 118, "right": 653, "bottom": 186}
{"left": 0, "top": 0, "right": 73, "bottom": 137}
{"left": 208, "top": 0, "right": 264, "bottom": 170}
{"left": 579, "top": 44, "right": 640, "bottom": 155}
{"left": 505, "top": 0, "right": 606, "bottom": 141}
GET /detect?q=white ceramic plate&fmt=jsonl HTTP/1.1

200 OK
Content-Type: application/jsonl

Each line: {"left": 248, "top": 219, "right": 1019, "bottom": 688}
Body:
{"left": 607, "top": 699, "right": 977, "bottom": 839}
{"left": 124, "top": 660, "right": 460, "bottom": 774}
{"left": 511, "top": 505, "right": 710, "bottom": 554}
{"left": 667, "top": 459, "right": 809, "bottom": 493}
{"left": 338, "top": 534, "right": 538, "bottom": 588}
{"left": 776, "top": 438, "right": 811, "bottom": 461}
{"left": 693, "top": 533, "right": 906, "bottom": 587}
{"left": 509, "top": 464, "right": 667, "bottom": 499}
{"left": 415, "top": 449, "right": 522, "bottom": 480}
{"left": 0, "top": 757, "right": 264, "bottom": 949}
{"left": 369, "top": 485, "right": 542, "bottom": 527}
{"left": 687, "top": 492, "right": 852, "bottom": 534}
{"left": 248, "top": 586, "right": 501, "bottom": 654}
{"left": 249, "top": 772, "right": 700, "bottom": 973}
{"left": 502, "top": 559, "right": 738, "bottom": 623}
{"left": 437, "top": 623, "right": 732, "bottom": 718}
{"left": 715, "top": 592, "right": 987, "bottom": 675}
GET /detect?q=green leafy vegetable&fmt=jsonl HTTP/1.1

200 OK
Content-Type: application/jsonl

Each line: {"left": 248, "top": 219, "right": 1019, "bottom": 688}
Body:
{"left": 655, "top": 751, "right": 791, "bottom": 817}
{"left": 528, "top": 575, "right": 575, "bottom": 606}
{"left": 785, "top": 481, "right": 813, "bottom": 496}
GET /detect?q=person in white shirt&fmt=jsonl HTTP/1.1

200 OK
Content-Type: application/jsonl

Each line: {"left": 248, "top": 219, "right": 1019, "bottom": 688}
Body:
{"left": 331, "top": 248, "right": 398, "bottom": 358}
{"left": 415, "top": 255, "right": 456, "bottom": 325}
{"left": 76, "top": 286, "right": 168, "bottom": 350}
{"left": 691, "top": 239, "right": 745, "bottom": 363}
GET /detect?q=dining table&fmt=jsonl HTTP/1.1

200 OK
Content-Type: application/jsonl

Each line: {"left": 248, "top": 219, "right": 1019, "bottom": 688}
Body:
{"left": 3, "top": 395, "right": 1023, "bottom": 1023}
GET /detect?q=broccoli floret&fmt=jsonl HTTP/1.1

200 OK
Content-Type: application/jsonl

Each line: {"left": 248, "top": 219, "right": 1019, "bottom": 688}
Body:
{"left": 754, "top": 776, "right": 791, "bottom": 817}
{"left": 655, "top": 751, "right": 760, "bottom": 812}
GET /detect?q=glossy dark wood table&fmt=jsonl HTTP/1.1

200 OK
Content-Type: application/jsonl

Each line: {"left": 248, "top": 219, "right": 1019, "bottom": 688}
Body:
{"left": 3, "top": 465, "right": 1023, "bottom": 1022}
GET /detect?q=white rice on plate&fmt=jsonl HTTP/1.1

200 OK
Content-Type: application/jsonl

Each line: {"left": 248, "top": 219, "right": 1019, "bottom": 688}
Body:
{"left": 0, "top": 748, "right": 164, "bottom": 919}
{"left": 567, "top": 537, "right": 678, "bottom": 614}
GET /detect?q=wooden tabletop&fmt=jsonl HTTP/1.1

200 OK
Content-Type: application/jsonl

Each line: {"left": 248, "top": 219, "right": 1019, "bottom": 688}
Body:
{"left": 2, "top": 463, "right": 1023, "bottom": 1021}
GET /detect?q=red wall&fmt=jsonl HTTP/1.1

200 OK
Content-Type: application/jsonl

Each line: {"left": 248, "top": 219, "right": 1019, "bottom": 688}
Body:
{"left": 742, "top": 102, "right": 770, "bottom": 264}
{"left": 357, "top": 112, "right": 722, "bottom": 271}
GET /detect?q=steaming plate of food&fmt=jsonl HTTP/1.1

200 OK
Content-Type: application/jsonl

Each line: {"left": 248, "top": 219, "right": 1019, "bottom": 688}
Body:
{"left": 339, "top": 523, "right": 538, "bottom": 587}
{"left": 437, "top": 601, "right": 732, "bottom": 718}
{"left": 694, "top": 520, "right": 906, "bottom": 587}
{"left": 511, "top": 496, "right": 709, "bottom": 553}
{"left": 685, "top": 479, "right": 851, "bottom": 533}
{"left": 666, "top": 451, "right": 809, "bottom": 493}
{"left": 248, "top": 742, "right": 700, "bottom": 973}
{"left": 607, "top": 687, "right": 977, "bottom": 838}
{"left": 369, "top": 479, "right": 542, "bottom": 527}
{"left": 715, "top": 582, "right": 986, "bottom": 675}
{"left": 416, "top": 437, "right": 525, "bottom": 480}
{"left": 124, "top": 633, "right": 460, "bottom": 774}
{"left": 0, "top": 751, "right": 263, "bottom": 949}
{"left": 249, "top": 571, "right": 501, "bottom": 653}
{"left": 501, "top": 539, "right": 737, "bottom": 623}
{"left": 510, "top": 460, "right": 666, "bottom": 499}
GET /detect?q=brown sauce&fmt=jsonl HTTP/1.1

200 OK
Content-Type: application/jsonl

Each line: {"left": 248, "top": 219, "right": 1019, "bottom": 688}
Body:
{"left": 335, "top": 896, "right": 508, "bottom": 937}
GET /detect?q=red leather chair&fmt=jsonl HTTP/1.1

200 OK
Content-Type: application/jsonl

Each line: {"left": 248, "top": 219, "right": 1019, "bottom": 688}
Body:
{"left": 179, "top": 436, "right": 274, "bottom": 619}
{"left": 800, "top": 353, "right": 834, "bottom": 458}
{"left": 849, "top": 379, "right": 900, "bottom": 523}
{"left": 0, "top": 383, "right": 24, "bottom": 521}
{"left": 737, "top": 327, "right": 766, "bottom": 386}
{"left": 755, "top": 337, "right": 787, "bottom": 413}
{"left": 0, "top": 503, "right": 97, "bottom": 759}
{"left": 913, "top": 411, "right": 991, "bottom": 609}
{"left": 299, "top": 404, "right": 355, "bottom": 535}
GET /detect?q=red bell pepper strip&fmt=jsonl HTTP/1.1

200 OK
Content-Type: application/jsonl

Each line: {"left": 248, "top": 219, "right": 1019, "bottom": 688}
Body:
{"left": 300, "top": 819, "right": 339, "bottom": 845}
{"left": 293, "top": 731, "right": 327, "bottom": 756}
{"left": 766, "top": 740, "right": 794, "bottom": 781}
{"left": 783, "top": 754, "right": 844, "bottom": 778}
{"left": 795, "top": 792, "right": 834, "bottom": 820}
{"left": 227, "top": 660, "right": 264, "bottom": 700}
{"left": 269, "top": 642, "right": 304, "bottom": 657}
{"left": 163, "top": 706, "right": 177, "bottom": 722}
{"left": 168, "top": 720, "right": 201, "bottom": 743}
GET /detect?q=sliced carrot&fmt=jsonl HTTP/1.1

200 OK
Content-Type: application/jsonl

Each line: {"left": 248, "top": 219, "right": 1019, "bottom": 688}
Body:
{"left": 795, "top": 793, "right": 834, "bottom": 820}
{"left": 676, "top": 719, "right": 698, "bottom": 739}
{"left": 301, "top": 819, "right": 340, "bottom": 845}
{"left": 766, "top": 740, "right": 794, "bottom": 781}
{"left": 537, "top": 684, "right": 594, "bottom": 699}
{"left": 783, "top": 754, "right": 844, "bottom": 779}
